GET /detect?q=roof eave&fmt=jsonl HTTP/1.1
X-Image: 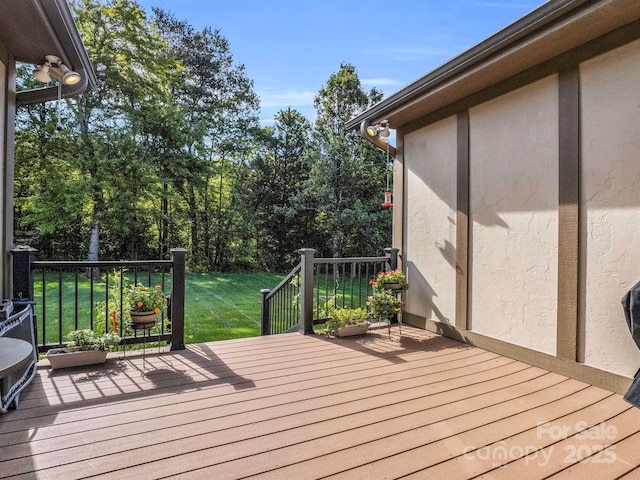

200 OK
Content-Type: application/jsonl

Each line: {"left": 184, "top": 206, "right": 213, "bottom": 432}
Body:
{"left": 15, "top": 0, "right": 96, "bottom": 106}
{"left": 346, "top": 0, "right": 640, "bottom": 130}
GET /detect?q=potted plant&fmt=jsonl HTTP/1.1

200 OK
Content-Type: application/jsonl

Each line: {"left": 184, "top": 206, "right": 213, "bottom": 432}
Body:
{"left": 123, "top": 283, "right": 167, "bottom": 324}
{"left": 325, "top": 306, "right": 370, "bottom": 337}
{"left": 46, "top": 330, "right": 120, "bottom": 369}
{"left": 367, "top": 290, "right": 403, "bottom": 321}
{"left": 370, "top": 269, "right": 409, "bottom": 292}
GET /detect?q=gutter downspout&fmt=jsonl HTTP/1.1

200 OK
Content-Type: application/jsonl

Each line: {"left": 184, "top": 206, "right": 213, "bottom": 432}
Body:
{"left": 359, "top": 120, "right": 397, "bottom": 158}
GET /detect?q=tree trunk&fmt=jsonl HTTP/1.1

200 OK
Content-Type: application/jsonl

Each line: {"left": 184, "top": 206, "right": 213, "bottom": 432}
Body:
{"left": 188, "top": 183, "right": 198, "bottom": 260}
{"left": 88, "top": 199, "right": 101, "bottom": 262}
{"left": 161, "top": 183, "right": 169, "bottom": 259}
{"left": 213, "top": 155, "right": 225, "bottom": 270}
{"left": 203, "top": 175, "right": 211, "bottom": 269}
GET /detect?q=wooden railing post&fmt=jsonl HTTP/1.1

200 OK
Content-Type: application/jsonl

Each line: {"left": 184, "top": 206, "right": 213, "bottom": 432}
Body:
{"left": 260, "top": 289, "right": 271, "bottom": 335}
{"left": 170, "top": 248, "right": 186, "bottom": 351}
{"left": 384, "top": 247, "right": 399, "bottom": 271}
{"left": 11, "top": 246, "right": 37, "bottom": 303}
{"left": 299, "top": 248, "right": 316, "bottom": 334}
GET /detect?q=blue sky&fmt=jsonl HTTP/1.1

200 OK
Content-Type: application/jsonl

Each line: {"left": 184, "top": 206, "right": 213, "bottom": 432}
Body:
{"left": 136, "top": 0, "right": 546, "bottom": 124}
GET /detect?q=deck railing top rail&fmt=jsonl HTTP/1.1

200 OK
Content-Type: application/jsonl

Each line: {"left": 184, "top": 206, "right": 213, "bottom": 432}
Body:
{"left": 32, "top": 260, "right": 173, "bottom": 268}
{"left": 313, "top": 256, "right": 387, "bottom": 264}
{"left": 263, "top": 262, "right": 301, "bottom": 303}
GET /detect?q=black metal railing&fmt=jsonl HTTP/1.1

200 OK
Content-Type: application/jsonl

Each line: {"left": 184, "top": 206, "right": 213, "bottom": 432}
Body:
{"left": 11, "top": 247, "right": 186, "bottom": 353}
{"left": 260, "top": 263, "right": 301, "bottom": 335}
{"left": 311, "top": 256, "right": 388, "bottom": 321}
{"left": 261, "top": 247, "right": 399, "bottom": 335}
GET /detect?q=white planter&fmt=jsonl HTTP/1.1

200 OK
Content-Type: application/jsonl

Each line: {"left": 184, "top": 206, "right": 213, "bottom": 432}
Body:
{"left": 335, "top": 322, "right": 370, "bottom": 337}
{"left": 46, "top": 348, "right": 108, "bottom": 369}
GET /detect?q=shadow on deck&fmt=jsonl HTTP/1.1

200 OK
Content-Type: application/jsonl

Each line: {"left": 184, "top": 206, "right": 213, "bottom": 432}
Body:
{"left": 1, "top": 324, "right": 639, "bottom": 479}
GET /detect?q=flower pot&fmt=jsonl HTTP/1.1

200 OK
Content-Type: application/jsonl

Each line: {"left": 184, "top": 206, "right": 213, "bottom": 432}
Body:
{"left": 46, "top": 348, "right": 108, "bottom": 369}
{"left": 130, "top": 311, "right": 157, "bottom": 324}
{"left": 383, "top": 282, "right": 401, "bottom": 290}
{"left": 335, "top": 322, "right": 370, "bottom": 337}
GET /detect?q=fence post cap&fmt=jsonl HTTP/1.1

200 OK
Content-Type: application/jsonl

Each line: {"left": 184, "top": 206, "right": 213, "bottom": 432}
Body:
{"left": 11, "top": 245, "right": 38, "bottom": 252}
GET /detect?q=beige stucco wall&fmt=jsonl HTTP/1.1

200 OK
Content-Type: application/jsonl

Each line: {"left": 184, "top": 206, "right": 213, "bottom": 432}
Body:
{"left": 403, "top": 116, "right": 458, "bottom": 326}
{"left": 580, "top": 39, "right": 640, "bottom": 377}
{"left": 0, "top": 61, "right": 5, "bottom": 157}
{"left": 0, "top": 56, "right": 6, "bottom": 298}
{"left": 469, "top": 76, "right": 559, "bottom": 355}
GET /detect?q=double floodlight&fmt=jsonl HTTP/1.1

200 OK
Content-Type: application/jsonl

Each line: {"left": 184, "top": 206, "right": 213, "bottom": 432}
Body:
{"left": 32, "top": 55, "right": 81, "bottom": 86}
{"left": 366, "top": 120, "right": 390, "bottom": 138}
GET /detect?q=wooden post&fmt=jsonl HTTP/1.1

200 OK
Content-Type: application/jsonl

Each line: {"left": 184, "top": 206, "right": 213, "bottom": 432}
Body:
{"left": 170, "top": 248, "right": 186, "bottom": 351}
{"left": 260, "top": 289, "right": 271, "bottom": 335}
{"left": 299, "top": 248, "right": 316, "bottom": 334}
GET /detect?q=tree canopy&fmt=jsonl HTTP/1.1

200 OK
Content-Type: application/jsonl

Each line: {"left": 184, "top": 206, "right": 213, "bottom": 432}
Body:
{"left": 14, "top": 0, "right": 392, "bottom": 272}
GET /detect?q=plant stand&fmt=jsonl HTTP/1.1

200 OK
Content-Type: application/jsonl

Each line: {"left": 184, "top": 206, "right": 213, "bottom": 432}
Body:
{"left": 385, "top": 288, "right": 403, "bottom": 337}
{"left": 370, "top": 316, "right": 392, "bottom": 336}
{"left": 122, "top": 321, "right": 158, "bottom": 366}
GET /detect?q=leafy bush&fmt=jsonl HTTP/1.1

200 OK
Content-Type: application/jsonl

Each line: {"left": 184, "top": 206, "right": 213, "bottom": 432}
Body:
{"left": 67, "top": 329, "right": 120, "bottom": 351}
{"left": 367, "top": 290, "right": 402, "bottom": 320}
{"left": 325, "top": 306, "right": 369, "bottom": 332}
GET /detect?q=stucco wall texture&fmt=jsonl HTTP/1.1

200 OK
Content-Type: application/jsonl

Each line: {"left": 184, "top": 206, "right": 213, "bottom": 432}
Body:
{"left": 404, "top": 116, "right": 458, "bottom": 327}
{"left": 580, "top": 39, "right": 640, "bottom": 377}
{"left": 469, "top": 76, "right": 559, "bottom": 355}
{"left": 402, "top": 39, "right": 640, "bottom": 377}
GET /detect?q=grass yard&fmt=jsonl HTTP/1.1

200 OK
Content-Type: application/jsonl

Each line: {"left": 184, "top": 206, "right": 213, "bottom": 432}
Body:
{"left": 184, "top": 272, "right": 283, "bottom": 343}
{"left": 34, "top": 271, "right": 284, "bottom": 346}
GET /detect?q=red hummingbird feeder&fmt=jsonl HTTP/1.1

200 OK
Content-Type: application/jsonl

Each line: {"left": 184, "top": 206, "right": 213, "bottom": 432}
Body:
{"left": 381, "top": 191, "right": 393, "bottom": 207}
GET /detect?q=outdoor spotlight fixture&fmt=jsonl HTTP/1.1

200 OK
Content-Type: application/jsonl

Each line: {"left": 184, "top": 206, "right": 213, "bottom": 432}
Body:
{"left": 366, "top": 120, "right": 390, "bottom": 138}
{"left": 32, "top": 55, "right": 81, "bottom": 85}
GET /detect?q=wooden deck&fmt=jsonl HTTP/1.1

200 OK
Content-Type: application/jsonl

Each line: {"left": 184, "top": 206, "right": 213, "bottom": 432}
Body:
{"left": 2, "top": 324, "right": 640, "bottom": 479}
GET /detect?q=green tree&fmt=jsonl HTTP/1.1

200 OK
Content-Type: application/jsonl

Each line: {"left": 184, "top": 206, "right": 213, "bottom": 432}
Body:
{"left": 69, "top": 0, "right": 177, "bottom": 260}
{"left": 14, "top": 68, "right": 88, "bottom": 259}
{"left": 247, "top": 108, "right": 313, "bottom": 270}
{"left": 152, "top": 9, "right": 259, "bottom": 270}
{"left": 308, "top": 63, "right": 391, "bottom": 258}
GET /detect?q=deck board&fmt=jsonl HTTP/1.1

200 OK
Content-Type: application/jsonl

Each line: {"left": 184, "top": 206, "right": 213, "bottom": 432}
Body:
{"left": 1, "top": 325, "right": 638, "bottom": 479}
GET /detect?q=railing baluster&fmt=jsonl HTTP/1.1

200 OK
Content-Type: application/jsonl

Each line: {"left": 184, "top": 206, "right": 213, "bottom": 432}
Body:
{"left": 74, "top": 269, "right": 79, "bottom": 330}
{"left": 119, "top": 266, "right": 124, "bottom": 337}
{"left": 41, "top": 269, "right": 46, "bottom": 346}
{"left": 58, "top": 268, "right": 63, "bottom": 344}
{"left": 89, "top": 267, "right": 95, "bottom": 330}
{"left": 105, "top": 270, "right": 110, "bottom": 334}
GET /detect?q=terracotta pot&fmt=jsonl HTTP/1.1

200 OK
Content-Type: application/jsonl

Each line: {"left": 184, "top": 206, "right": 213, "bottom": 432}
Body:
{"left": 130, "top": 311, "right": 157, "bottom": 324}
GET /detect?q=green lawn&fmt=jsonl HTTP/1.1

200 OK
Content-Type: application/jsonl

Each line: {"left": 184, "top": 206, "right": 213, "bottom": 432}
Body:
{"left": 184, "top": 272, "right": 283, "bottom": 343}
{"left": 34, "top": 271, "right": 284, "bottom": 346}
